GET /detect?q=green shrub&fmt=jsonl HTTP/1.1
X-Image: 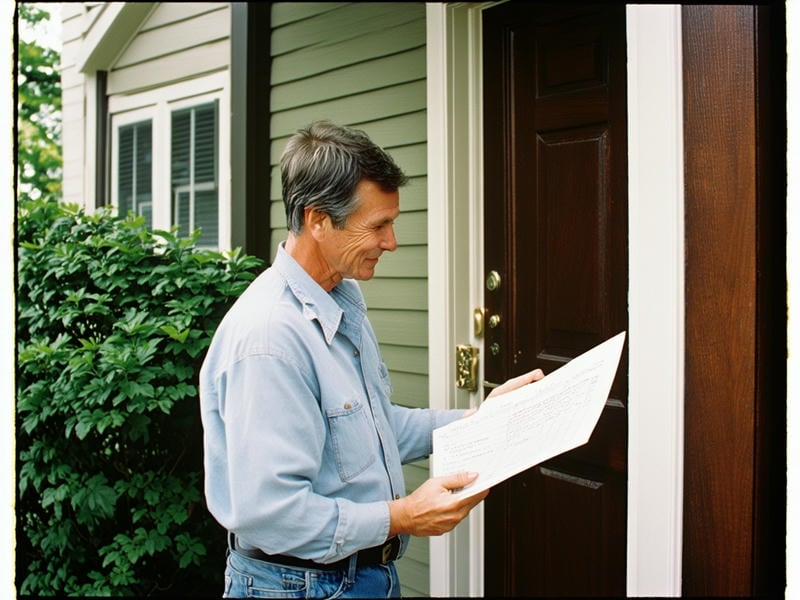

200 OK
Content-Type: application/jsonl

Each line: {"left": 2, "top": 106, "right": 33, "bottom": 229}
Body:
{"left": 16, "top": 198, "right": 264, "bottom": 596}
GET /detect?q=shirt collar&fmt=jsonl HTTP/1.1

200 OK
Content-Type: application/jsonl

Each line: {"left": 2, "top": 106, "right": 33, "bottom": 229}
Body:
{"left": 273, "top": 242, "right": 365, "bottom": 346}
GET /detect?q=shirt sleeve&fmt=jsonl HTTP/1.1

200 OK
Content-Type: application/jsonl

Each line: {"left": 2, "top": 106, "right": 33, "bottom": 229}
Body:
{"left": 202, "top": 351, "right": 390, "bottom": 563}
{"left": 388, "top": 404, "right": 468, "bottom": 464}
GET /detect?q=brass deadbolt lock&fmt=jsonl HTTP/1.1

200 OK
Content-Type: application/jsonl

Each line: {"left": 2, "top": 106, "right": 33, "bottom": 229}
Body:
{"left": 486, "top": 270, "right": 501, "bottom": 291}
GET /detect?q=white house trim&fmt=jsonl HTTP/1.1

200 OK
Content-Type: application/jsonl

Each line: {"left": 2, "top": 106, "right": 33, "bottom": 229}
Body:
{"left": 625, "top": 5, "right": 684, "bottom": 596}
{"left": 426, "top": 3, "right": 685, "bottom": 597}
{"left": 426, "top": 3, "right": 489, "bottom": 596}
{"left": 78, "top": 3, "right": 155, "bottom": 73}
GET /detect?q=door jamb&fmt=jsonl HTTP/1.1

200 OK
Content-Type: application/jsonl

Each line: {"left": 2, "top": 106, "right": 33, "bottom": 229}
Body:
{"left": 426, "top": 3, "right": 685, "bottom": 597}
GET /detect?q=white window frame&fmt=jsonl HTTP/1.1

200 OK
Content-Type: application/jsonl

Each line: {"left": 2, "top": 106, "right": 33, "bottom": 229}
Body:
{"left": 108, "top": 72, "right": 230, "bottom": 250}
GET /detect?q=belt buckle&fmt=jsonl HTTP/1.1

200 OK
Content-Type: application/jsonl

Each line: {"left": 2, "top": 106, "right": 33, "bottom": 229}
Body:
{"left": 380, "top": 536, "right": 400, "bottom": 564}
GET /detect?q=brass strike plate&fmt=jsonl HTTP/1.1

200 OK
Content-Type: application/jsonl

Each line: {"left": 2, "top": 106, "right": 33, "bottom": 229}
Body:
{"left": 455, "top": 344, "right": 480, "bottom": 392}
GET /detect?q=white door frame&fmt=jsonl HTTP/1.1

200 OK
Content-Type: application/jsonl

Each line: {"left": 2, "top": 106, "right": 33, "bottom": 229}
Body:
{"left": 426, "top": 4, "right": 685, "bottom": 597}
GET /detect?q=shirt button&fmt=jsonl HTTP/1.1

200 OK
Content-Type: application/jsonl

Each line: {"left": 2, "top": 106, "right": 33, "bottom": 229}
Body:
{"left": 395, "top": 494, "right": 401, "bottom": 500}
{"left": 344, "top": 403, "right": 352, "bottom": 410}
{"left": 353, "top": 349, "right": 360, "bottom": 357}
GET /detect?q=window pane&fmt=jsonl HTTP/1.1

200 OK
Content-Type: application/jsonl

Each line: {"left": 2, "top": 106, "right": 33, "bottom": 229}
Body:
{"left": 195, "top": 189, "right": 218, "bottom": 247}
{"left": 117, "top": 120, "right": 152, "bottom": 228}
{"left": 171, "top": 110, "right": 191, "bottom": 187}
{"left": 136, "top": 125, "right": 152, "bottom": 228}
{"left": 194, "top": 104, "right": 217, "bottom": 184}
{"left": 174, "top": 190, "right": 191, "bottom": 238}
{"left": 118, "top": 127, "right": 134, "bottom": 217}
{"left": 170, "top": 101, "right": 219, "bottom": 247}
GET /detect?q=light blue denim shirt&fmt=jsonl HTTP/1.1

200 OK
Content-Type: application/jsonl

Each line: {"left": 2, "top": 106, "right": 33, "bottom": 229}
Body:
{"left": 200, "top": 243, "right": 463, "bottom": 564}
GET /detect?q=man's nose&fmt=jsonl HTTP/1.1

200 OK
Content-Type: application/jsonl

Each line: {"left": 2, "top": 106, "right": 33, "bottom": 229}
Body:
{"left": 381, "top": 225, "right": 398, "bottom": 252}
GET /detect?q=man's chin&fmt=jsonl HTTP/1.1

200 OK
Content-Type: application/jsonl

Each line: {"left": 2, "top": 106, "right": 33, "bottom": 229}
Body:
{"left": 355, "top": 264, "right": 378, "bottom": 280}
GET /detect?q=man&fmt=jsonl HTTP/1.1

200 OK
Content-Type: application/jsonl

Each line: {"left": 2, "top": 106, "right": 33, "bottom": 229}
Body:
{"left": 199, "top": 121, "right": 542, "bottom": 598}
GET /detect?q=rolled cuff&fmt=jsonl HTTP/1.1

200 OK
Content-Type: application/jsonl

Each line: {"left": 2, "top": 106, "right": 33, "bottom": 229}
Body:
{"left": 322, "top": 498, "right": 391, "bottom": 563}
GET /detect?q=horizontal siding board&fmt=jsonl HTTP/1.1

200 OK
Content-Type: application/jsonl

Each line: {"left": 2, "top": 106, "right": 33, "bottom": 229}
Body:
{"left": 362, "top": 279, "right": 427, "bottom": 311}
{"left": 62, "top": 4, "right": 84, "bottom": 19}
{"left": 272, "top": 19, "right": 425, "bottom": 85}
{"left": 271, "top": 47, "right": 425, "bottom": 111}
{"left": 403, "top": 461, "right": 430, "bottom": 490}
{"left": 379, "top": 344, "right": 428, "bottom": 375}
{"left": 386, "top": 144, "right": 427, "bottom": 178}
{"left": 402, "top": 535, "right": 429, "bottom": 565}
{"left": 270, "top": 199, "right": 287, "bottom": 229}
{"left": 388, "top": 371, "right": 428, "bottom": 409}
{"left": 115, "top": 8, "right": 229, "bottom": 68}
{"left": 107, "top": 40, "right": 229, "bottom": 94}
{"left": 140, "top": 2, "right": 227, "bottom": 30}
{"left": 270, "top": 231, "right": 288, "bottom": 262}
{"left": 270, "top": 2, "right": 349, "bottom": 28}
{"left": 271, "top": 3, "right": 424, "bottom": 57}
{"left": 396, "top": 556, "right": 430, "bottom": 598}
{"left": 62, "top": 11, "right": 85, "bottom": 42}
{"left": 369, "top": 309, "right": 427, "bottom": 347}
{"left": 399, "top": 461, "right": 431, "bottom": 596}
{"left": 351, "top": 113, "right": 427, "bottom": 150}
{"left": 399, "top": 177, "right": 427, "bottom": 212}
{"left": 372, "top": 246, "right": 427, "bottom": 278}
{"left": 81, "top": 3, "right": 108, "bottom": 38}
{"left": 394, "top": 210, "right": 427, "bottom": 246}
{"left": 270, "top": 80, "right": 427, "bottom": 137}
{"left": 269, "top": 165, "right": 282, "bottom": 198}
{"left": 270, "top": 112, "right": 426, "bottom": 165}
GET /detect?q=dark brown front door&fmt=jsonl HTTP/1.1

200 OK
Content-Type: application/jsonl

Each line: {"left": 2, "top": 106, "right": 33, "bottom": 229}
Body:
{"left": 482, "top": 3, "right": 628, "bottom": 596}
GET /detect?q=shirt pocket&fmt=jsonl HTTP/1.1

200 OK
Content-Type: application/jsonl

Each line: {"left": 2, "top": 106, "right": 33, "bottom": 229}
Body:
{"left": 326, "top": 400, "right": 378, "bottom": 482}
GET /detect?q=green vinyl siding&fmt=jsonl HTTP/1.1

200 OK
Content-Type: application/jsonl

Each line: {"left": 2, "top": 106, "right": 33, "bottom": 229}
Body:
{"left": 269, "top": 3, "right": 430, "bottom": 596}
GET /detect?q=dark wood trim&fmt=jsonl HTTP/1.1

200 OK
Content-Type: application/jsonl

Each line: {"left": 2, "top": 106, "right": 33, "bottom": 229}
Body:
{"left": 95, "top": 70, "right": 108, "bottom": 208}
{"left": 230, "top": 2, "right": 271, "bottom": 262}
{"left": 682, "top": 4, "right": 786, "bottom": 596}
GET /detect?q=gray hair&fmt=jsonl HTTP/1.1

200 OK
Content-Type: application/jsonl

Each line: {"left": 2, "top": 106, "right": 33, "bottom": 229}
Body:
{"left": 280, "top": 121, "right": 408, "bottom": 234}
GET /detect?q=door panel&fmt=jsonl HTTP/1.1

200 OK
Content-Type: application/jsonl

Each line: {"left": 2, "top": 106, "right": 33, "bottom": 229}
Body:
{"left": 482, "top": 3, "right": 628, "bottom": 596}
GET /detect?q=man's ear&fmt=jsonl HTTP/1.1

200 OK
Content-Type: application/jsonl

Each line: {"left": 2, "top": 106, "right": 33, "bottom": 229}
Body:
{"left": 305, "top": 207, "right": 329, "bottom": 241}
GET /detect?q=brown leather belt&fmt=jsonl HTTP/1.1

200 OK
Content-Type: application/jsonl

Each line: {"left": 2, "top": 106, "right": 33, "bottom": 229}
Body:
{"left": 229, "top": 532, "right": 401, "bottom": 571}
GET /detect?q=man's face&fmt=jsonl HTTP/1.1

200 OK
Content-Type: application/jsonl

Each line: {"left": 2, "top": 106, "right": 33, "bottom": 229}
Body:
{"left": 321, "top": 179, "right": 399, "bottom": 282}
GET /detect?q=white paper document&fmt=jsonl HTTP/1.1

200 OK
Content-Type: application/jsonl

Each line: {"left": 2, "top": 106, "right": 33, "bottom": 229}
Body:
{"left": 432, "top": 331, "right": 626, "bottom": 498}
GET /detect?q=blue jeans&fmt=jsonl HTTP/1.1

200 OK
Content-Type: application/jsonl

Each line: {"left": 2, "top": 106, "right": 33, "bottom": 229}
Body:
{"left": 224, "top": 546, "right": 402, "bottom": 599}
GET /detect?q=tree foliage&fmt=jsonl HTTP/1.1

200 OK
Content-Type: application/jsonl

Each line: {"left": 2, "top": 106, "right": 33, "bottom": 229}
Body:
{"left": 17, "top": 3, "right": 62, "bottom": 202}
{"left": 16, "top": 199, "right": 264, "bottom": 595}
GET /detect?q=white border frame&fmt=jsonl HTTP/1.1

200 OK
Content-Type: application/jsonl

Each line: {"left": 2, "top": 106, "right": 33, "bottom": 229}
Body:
{"left": 427, "top": 3, "right": 685, "bottom": 597}
{"left": 786, "top": 3, "right": 799, "bottom": 598}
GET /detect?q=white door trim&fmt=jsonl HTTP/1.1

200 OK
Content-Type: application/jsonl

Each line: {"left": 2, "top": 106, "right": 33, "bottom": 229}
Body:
{"left": 427, "top": 3, "right": 685, "bottom": 597}
{"left": 624, "top": 5, "right": 684, "bottom": 596}
{"left": 426, "top": 4, "right": 485, "bottom": 595}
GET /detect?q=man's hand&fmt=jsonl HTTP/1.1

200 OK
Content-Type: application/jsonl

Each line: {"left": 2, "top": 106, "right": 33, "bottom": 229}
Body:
{"left": 486, "top": 368, "right": 544, "bottom": 400}
{"left": 461, "top": 368, "right": 546, "bottom": 418}
{"left": 390, "top": 368, "right": 545, "bottom": 538}
{"left": 387, "top": 472, "right": 488, "bottom": 537}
